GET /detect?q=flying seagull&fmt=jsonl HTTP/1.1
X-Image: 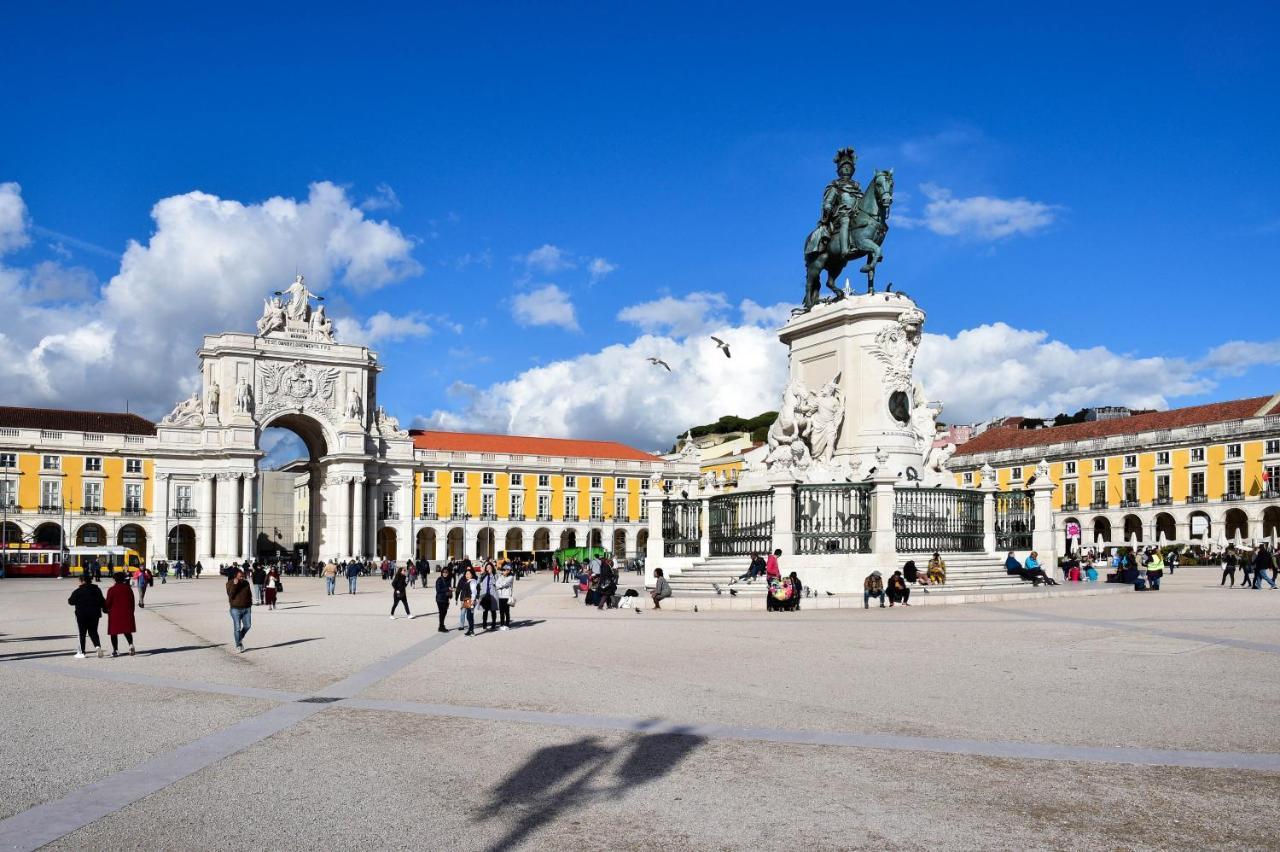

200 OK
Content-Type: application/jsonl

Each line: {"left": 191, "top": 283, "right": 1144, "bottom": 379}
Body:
{"left": 647, "top": 357, "right": 672, "bottom": 372}
{"left": 710, "top": 336, "right": 731, "bottom": 358}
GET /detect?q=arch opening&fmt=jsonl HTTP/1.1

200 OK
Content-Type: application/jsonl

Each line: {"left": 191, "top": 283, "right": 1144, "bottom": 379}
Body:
{"left": 417, "top": 528, "right": 437, "bottom": 560}
{"left": 256, "top": 413, "right": 330, "bottom": 564}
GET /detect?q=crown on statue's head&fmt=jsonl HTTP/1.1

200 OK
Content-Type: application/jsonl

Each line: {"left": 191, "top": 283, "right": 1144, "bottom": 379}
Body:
{"left": 833, "top": 147, "right": 857, "bottom": 168}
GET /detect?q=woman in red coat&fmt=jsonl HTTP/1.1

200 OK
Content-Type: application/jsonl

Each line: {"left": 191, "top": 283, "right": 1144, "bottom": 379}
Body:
{"left": 103, "top": 572, "right": 137, "bottom": 656}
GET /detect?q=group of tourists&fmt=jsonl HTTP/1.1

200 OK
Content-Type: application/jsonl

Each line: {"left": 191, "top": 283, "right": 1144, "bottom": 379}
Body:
{"left": 1004, "top": 551, "right": 1059, "bottom": 586}
{"left": 435, "top": 560, "right": 517, "bottom": 635}
{"left": 1218, "top": 543, "right": 1278, "bottom": 589}
{"left": 66, "top": 572, "right": 141, "bottom": 657}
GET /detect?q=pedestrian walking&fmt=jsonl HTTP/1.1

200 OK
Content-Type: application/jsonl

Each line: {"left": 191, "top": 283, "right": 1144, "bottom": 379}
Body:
{"left": 346, "top": 560, "right": 360, "bottom": 594}
{"left": 1221, "top": 548, "right": 1237, "bottom": 587}
{"left": 251, "top": 563, "right": 267, "bottom": 606}
{"left": 226, "top": 568, "right": 253, "bottom": 653}
{"left": 104, "top": 572, "right": 137, "bottom": 656}
{"left": 390, "top": 566, "right": 412, "bottom": 619}
{"left": 435, "top": 566, "right": 453, "bottom": 633}
{"left": 134, "top": 565, "right": 150, "bottom": 608}
{"left": 68, "top": 574, "right": 105, "bottom": 658}
{"left": 322, "top": 560, "right": 337, "bottom": 595}
{"left": 497, "top": 564, "right": 515, "bottom": 629}
{"left": 457, "top": 568, "right": 478, "bottom": 636}
{"left": 264, "top": 567, "right": 280, "bottom": 610}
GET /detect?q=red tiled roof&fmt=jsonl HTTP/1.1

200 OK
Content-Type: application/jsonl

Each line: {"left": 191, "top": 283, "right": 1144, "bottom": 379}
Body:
{"left": 0, "top": 406, "right": 156, "bottom": 436}
{"left": 952, "top": 396, "right": 1274, "bottom": 459}
{"left": 409, "top": 430, "right": 659, "bottom": 462}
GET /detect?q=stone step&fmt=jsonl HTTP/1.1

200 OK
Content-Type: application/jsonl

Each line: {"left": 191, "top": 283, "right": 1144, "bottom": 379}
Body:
{"left": 650, "top": 584, "right": 1127, "bottom": 610}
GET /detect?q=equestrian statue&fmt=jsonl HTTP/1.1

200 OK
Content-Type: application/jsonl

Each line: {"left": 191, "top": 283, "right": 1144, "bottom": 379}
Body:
{"left": 802, "top": 147, "right": 894, "bottom": 308}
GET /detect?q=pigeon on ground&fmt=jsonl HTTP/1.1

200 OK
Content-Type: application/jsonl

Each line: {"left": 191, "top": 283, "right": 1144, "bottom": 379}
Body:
{"left": 729, "top": 588, "right": 738, "bottom": 597}
{"left": 728, "top": 577, "right": 737, "bottom": 586}
{"left": 826, "top": 591, "right": 834, "bottom": 596}
{"left": 693, "top": 605, "right": 698, "bottom": 613}
{"left": 647, "top": 357, "right": 672, "bottom": 372}
{"left": 710, "top": 336, "right": 731, "bottom": 358}
{"left": 712, "top": 582, "right": 723, "bottom": 595}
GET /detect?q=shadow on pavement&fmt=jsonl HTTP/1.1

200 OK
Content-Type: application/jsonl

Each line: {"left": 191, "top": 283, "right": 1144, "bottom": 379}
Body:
{"left": 143, "top": 643, "right": 223, "bottom": 656}
{"left": 476, "top": 727, "right": 705, "bottom": 851}
{"left": 0, "top": 634, "right": 74, "bottom": 644}
{"left": 243, "top": 637, "right": 322, "bottom": 652}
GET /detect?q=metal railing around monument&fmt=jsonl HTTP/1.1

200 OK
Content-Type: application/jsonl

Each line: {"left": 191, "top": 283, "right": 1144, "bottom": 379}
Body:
{"left": 794, "top": 483, "right": 872, "bottom": 554}
{"left": 661, "top": 499, "right": 701, "bottom": 558}
{"left": 894, "top": 486, "right": 984, "bottom": 553}
{"left": 708, "top": 490, "right": 773, "bottom": 556}
{"left": 994, "top": 489, "right": 1034, "bottom": 551}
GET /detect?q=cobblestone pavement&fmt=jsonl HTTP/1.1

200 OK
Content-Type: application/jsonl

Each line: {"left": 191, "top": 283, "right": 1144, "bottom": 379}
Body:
{"left": 1, "top": 566, "right": 1277, "bottom": 851}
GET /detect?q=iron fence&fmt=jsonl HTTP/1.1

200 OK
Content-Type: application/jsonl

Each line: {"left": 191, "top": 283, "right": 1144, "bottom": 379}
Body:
{"left": 994, "top": 489, "right": 1033, "bottom": 551}
{"left": 894, "top": 486, "right": 984, "bottom": 552}
{"left": 708, "top": 490, "right": 773, "bottom": 556}
{"left": 794, "top": 484, "right": 872, "bottom": 554}
{"left": 661, "top": 499, "right": 702, "bottom": 558}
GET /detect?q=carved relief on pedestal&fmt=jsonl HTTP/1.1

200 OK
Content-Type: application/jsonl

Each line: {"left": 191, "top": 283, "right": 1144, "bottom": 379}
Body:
{"left": 257, "top": 359, "right": 341, "bottom": 426}
{"left": 160, "top": 393, "right": 204, "bottom": 427}
{"left": 869, "top": 307, "right": 924, "bottom": 395}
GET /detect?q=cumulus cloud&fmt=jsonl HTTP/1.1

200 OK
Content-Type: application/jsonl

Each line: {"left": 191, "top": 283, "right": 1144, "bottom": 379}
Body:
{"left": 1200, "top": 340, "right": 1280, "bottom": 377}
{"left": 617, "top": 291, "right": 730, "bottom": 337}
{"left": 0, "top": 182, "right": 31, "bottom": 253}
{"left": 333, "top": 311, "right": 433, "bottom": 348}
{"left": 0, "top": 181, "right": 422, "bottom": 416}
{"left": 738, "top": 298, "right": 793, "bottom": 329}
{"left": 511, "top": 284, "right": 579, "bottom": 331}
{"left": 898, "top": 183, "right": 1058, "bottom": 239}
{"left": 359, "top": 182, "right": 402, "bottom": 212}
{"left": 519, "top": 244, "right": 575, "bottom": 274}
{"left": 588, "top": 257, "right": 617, "bottom": 283}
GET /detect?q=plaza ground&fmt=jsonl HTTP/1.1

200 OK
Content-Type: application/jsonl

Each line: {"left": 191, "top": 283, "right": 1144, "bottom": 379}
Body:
{"left": 0, "top": 566, "right": 1278, "bottom": 851}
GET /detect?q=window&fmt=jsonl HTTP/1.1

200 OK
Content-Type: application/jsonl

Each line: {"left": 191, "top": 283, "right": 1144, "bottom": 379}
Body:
{"left": 538, "top": 474, "right": 550, "bottom": 487}
{"left": 451, "top": 492, "right": 467, "bottom": 517}
{"left": 1267, "top": 440, "right": 1280, "bottom": 455}
{"left": 481, "top": 492, "right": 495, "bottom": 517}
{"left": 1010, "top": 467, "right": 1022, "bottom": 481}
{"left": 639, "top": 499, "right": 649, "bottom": 521}
{"left": 1123, "top": 455, "right": 1137, "bottom": 469}
{"left": 1190, "top": 447, "right": 1205, "bottom": 463}
{"left": 565, "top": 475, "right": 577, "bottom": 488}
{"left": 615, "top": 477, "right": 627, "bottom": 490}
{"left": 537, "top": 493, "right": 550, "bottom": 518}
{"left": 590, "top": 495, "right": 602, "bottom": 518}
{"left": 1156, "top": 451, "right": 1170, "bottom": 466}
{"left": 452, "top": 471, "right": 465, "bottom": 485}
{"left": 564, "top": 494, "right": 577, "bottom": 518}
{"left": 1226, "top": 469, "right": 1242, "bottom": 495}
{"left": 482, "top": 471, "right": 494, "bottom": 485}
{"left": 1063, "top": 482, "right": 1076, "bottom": 506}
{"left": 1092, "top": 480, "right": 1107, "bottom": 505}
{"left": 509, "top": 492, "right": 523, "bottom": 518}
{"left": 0, "top": 479, "right": 15, "bottom": 509}
{"left": 1123, "top": 479, "right": 1138, "bottom": 503}
{"left": 41, "top": 479, "right": 61, "bottom": 509}
{"left": 125, "top": 483, "right": 142, "bottom": 511}
{"left": 590, "top": 476, "right": 602, "bottom": 489}
{"left": 510, "top": 473, "right": 523, "bottom": 486}
{"left": 1266, "top": 465, "right": 1280, "bottom": 494}
{"left": 42, "top": 455, "right": 60, "bottom": 471}
{"left": 421, "top": 491, "right": 436, "bottom": 517}
{"left": 83, "top": 481, "right": 103, "bottom": 510}
{"left": 381, "top": 491, "right": 396, "bottom": 518}
{"left": 80, "top": 526, "right": 101, "bottom": 545}
{"left": 1156, "top": 475, "right": 1170, "bottom": 502}
{"left": 175, "top": 484, "right": 192, "bottom": 513}
{"left": 963, "top": 471, "right": 973, "bottom": 484}
{"left": 1064, "top": 461, "right": 1077, "bottom": 475}
{"left": 84, "top": 456, "right": 102, "bottom": 473}
{"left": 125, "top": 458, "right": 142, "bottom": 474}
{"left": 615, "top": 496, "right": 628, "bottom": 520}
{"left": 1190, "top": 471, "right": 1205, "bottom": 497}
{"left": 1227, "top": 443, "right": 1242, "bottom": 459}
{"left": 1092, "top": 457, "right": 1106, "bottom": 472}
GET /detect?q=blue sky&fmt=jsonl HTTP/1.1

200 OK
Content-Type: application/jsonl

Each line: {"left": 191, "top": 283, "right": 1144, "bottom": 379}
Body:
{"left": 2, "top": 2, "right": 1278, "bottom": 452}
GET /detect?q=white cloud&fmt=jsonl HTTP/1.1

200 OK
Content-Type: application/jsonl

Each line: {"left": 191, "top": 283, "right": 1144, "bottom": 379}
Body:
{"left": 333, "top": 311, "right": 433, "bottom": 348}
{"left": 617, "top": 291, "right": 730, "bottom": 337}
{"left": 898, "top": 183, "right": 1058, "bottom": 240}
{"left": 1200, "top": 340, "right": 1280, "bottom": 377}
{"left": 24, "top": 261, "right": 98, "bottom": 302}
{"left": 359, "top": 182, "right": 402, "bottom": 212}
{"left": 588, "top": 257, "right": 617, "bottom": 283}
{"left": 738, "top": 298, "right": 794, "bottom": 329}
{"left": 511, "top": 284, "right": 579, "bottom": 331}
{"left": 0, "top": 182, "right": 31, "bottom": 253}
{"left": 0, "top": 181, "right": 423, "bottom": 416}
{"left": 519, "top": 244, "right": 575, "bottom": 274}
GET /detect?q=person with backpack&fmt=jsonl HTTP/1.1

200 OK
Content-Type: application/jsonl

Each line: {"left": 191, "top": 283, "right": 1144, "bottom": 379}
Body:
{"left": 68, "top": 574, "right": 106, "bottom": 658}
{"left": 134, "top": 565, "right": 151, "bottom": 608}
{"left": 389, "top": 565, "right": 412, "bottom": 619}
{"left": 434, "top": 566, "right": 453, "bottom": 633}
{"left": 863, "top": 571, "right": 886, "bottom": 608}
{"left": 496, "top": 564, "right": 516, "bottom": 629}
{"left": 251, "top": 563, "right": 267, "bottom": 606}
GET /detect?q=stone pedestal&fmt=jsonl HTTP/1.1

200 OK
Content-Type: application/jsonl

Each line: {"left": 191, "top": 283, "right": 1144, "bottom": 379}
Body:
{"left": 777, "top": 293, "right": 927, "bottom": 480}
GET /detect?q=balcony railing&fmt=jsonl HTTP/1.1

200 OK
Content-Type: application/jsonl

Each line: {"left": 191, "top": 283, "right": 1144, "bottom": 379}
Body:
{"left": 80, "top": 506, "right": 106, "bottom": 516}
{"left": 419, "top": 511, "right": 438, "bottom": 521}
{"left": 1154, "top": 496, "right": 1172, "bottom": 506}
{"left": 536, "top": 513, "right": 553, "bottom": 522}
{"left": 123, "top": 507, "right": 147, "bottom": 517}
{"left": 1187, "top": 494, "right": 1208, "bottom": 504}
{"left": 380, "top": 511, "right": 400, "bottom": 521}
{"left": 508, "top": 513, "right": 527, "bottom": 522}
{"left": 174, "top": 507, "right": 197, "bottom": 517}
{"left": 38, "top": 505, "right": 61, "bottom": 515}
{"left": 1061, "top": 501, "right": 1078, "bottom": 511}
{"left": 1263, "top": 489, "right": 1280, "bottom": 500}
{"left": 1089, "top": 500, "right": 1108, "bottom": 510}
{"left": 590, "top": 513, "right": 605, "bottom": 522}
{"left": 1119, "top": 499, "right": 1141, "bottom": 508}
{"left": 1222, "top": 492, "right": 1245, "bottom": 502}
{"left": 479, "top": 512, "right": 498, "bottom": 521}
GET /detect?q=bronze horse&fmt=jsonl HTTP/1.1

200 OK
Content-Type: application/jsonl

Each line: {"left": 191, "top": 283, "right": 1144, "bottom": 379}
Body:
{"left": 803, "top": 168, "right": 894, "bottom": 307}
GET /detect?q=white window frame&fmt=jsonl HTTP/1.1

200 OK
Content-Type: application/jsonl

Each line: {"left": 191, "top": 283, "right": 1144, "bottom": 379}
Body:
{"left": 510, "top": 473, "right": 523, "bottom": 486}
{"left": 452, "top": 470, "right": 466, "bottom": 485}
{"left": 125, "top": 458, "right": 142, "bottom": 474}
{"left": 537, "top": 493, "right": 550, "bottom": 518}
{"left": 1227, "top": 443, "right": 1243, "bottom": 460}
{"left": 481, "top": 492, "right": 495, "bottom": 517}
{"left": 1266, "top": 439, "right": 1280, "bottom": 455}
{"left": 1155, "top": 475, "right": 1170, "bottom": 501}
{"left": 125, "top": 482, "right": 143, "bottom": 511}
{"left": 41, "top": 479, "right": 62, "bottom": 509}
{"left": 1010, "top": 467, "right": 1022, "bottom": 481}
{"left": 482, "top": 471, "right": 495, "bottom": 486}
{"left": 1155, "top": 451, "right": 1170, "bottom": 466}
{"left": 590, "top": 476, "right": 602, "bottom": 489}
{"left": 615, "top": 477, "right": 626, "bottom": 490}
{"left": 1190, "top": 447, "right": 1206, "bottom": 463}
{"left": 615, "top": 496, "right": 628, "bottom": 520}
{"left": 0, "top": 478, "right": 16, "bottom": 509}
{"left": 84, "top": 456, "right": 102, "bottom": 473}
{"left": 564, "top": 494, "right": 577, "bottom": 518}
{"left": 83, "top": 480, "right": 103, "bottom": 510}
{"left": 174, "top": 484, "right": 192, "bottom": 513}
{"left": 1123, "top": 454, "right": 1137, "bottom": 470}
{"left": 537, "top": 474, "right": 550, "bottom": 488}
{"left": 590, "top": 495, "right": 602, "bottom": 518}
{"left": 421, "top": 490, "right": 436, "bottom": 517}
{"left": 451, "top": 492, "right": 467, "bottom": 518}
{"left": 1226, "top": 468, "right": 1243, "bottom": 495}
{"left": 565, "top": 475, "right": 577, "bottom": 489}
{"left": 1092, "top": 457, "right": 1106, "bottom": 472}
{"left": 1064, "top": 461, "right": 1077, "bottom": 475}
{"left": 509, "top": 492, "right": 523, "bottom": 518}
{"left": 963, "top": 471, "right": 973, "bottom": 484}
{"left": 42, "top": 455, "right": 60, "bottom": 471}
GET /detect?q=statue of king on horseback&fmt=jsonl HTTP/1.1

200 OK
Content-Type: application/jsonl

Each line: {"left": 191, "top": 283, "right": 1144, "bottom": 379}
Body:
{"left": 803, "top": 147, "right": 894, "bottom": 309}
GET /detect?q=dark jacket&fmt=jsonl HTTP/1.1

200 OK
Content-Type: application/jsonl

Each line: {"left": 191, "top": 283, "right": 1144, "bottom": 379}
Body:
{"left": 391, "top": 573, "right": 407, "bottom": 593}
{"left": 435, "top": 575, "right": 453, "bottom": 600}
{"left": 104, "top": 582, "right": 137, "bottom": 635}
{"left": 251, "top": 567, "right": 267, "bottom": 585}
{"left": 68, "top": 583, "right": 105, "bottom": 621}
{"left": 904, "top": 561, "right": 919, "bottom": 582}
{"left": 226, "top": 578, "right": 253, "bottom": 609}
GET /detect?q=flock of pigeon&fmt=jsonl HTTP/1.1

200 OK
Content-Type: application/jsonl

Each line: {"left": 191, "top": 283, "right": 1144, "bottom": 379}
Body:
{"left": 646, "top": 336, "right": 731, "bottom": 373}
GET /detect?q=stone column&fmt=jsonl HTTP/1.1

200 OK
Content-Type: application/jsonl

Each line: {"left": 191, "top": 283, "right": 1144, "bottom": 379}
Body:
{"left": 869, "top": 471, "right": 898, "bottom": 566}
{"left": 980, "top": 466, "right": 997, "bottom": 554}
{"left": 1030, "top": 460, "right": 1058, "bottom": 578}
{"left": 644, "top": 491, "right": 663, "bottom": 584}
{"left": 398, "top": 478, "right": 413, "bottom": 564}
{"left": 198, "top": 474, "right": 215, "bottom": 559}
{"left": 698, "top": 494, "right": 711, "bottom": 559}
{"left": 154, "top": 473, "right": 170, "bottom": 563}
{"left": 351, "top": 476, "right": 366, "bottom": 559}
{"left": 240, "top": 473, "right": 256, "bottom": 559}
{"left": 214, "top": 474, "right": 239, "bottom": 560}
{"left": 769, "top": 476, "right": 796, "bottom": 557}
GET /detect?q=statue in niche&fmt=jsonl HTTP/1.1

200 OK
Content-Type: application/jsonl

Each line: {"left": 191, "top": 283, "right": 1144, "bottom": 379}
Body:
{"left": 161, "top": 392, "right": 204, "bottom": 426}
{"left": 345, "top": 388, "right": 363, "bottom": 421}
{"left": 909, "top": 379, "right": 942, "bottom": 456}
{"left": 235, "top": 377, "right": 254, "bottom": 414}
{"left": 807, "top": 373, "right": 844, "bottom": 465}
{"left": 206, "top": 381, "right": 220, "bottom": 415}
